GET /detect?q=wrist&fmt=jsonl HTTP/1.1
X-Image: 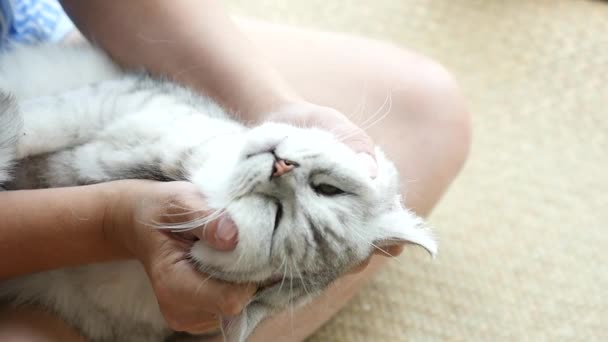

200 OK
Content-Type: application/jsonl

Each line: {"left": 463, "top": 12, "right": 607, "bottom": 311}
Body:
{"left": 98, "top": 180, "right": 199, "bottom": 264}
{"left": 98, "top": 181, "right": 140, "bottom": 259}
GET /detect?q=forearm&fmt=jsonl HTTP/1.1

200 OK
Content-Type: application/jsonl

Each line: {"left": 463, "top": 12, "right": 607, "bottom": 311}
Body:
{"left": 60, "top": 0, "right": 302, "bottom": 120}
{"left": 0, "top": 184, "right": 128, "bottom": 280}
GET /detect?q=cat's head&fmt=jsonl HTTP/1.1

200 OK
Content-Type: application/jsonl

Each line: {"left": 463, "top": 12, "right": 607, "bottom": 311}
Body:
{"left": 188, "top": 122, "right": 436, "bottom": 339}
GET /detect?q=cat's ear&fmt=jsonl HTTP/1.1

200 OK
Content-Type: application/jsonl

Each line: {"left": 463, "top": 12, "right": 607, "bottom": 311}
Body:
{"left": 372, "top": 202, "right": 438, "bottom": 257}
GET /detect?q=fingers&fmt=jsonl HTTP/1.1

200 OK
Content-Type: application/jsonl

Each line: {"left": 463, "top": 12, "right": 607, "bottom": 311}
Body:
{"left": 340, "top": 126, "right": 375, "bottom": 156}
{"left": 164, "top": 312, "right": 219, "bottom": 333}
{"left": 318, "top": 112, "right": 375, "bottom": 156}
{"left": 214, "top": 282, "right": 257, "bottom": 316}
{"left": 357, "top": 152, "right": 378, "bottom": 179}
{"left": 176, "top": 260, "right": 256, "bottom": 316}
{"left": 314, "top": 109, "right": 378, "bottom": 178}
{"left": 152, "top": 258, "right": 256, "bottom": 333}
{"left": 156, "top": 182, "right": 239, "bottom": 251}
{"left": 266, "top": 103, "right": 378, "bottom": 177}
{"left": 334, "top": 122, "right": 377, "bottom": 178}
{"left": 199, "top": 215, "right": 238, "bottom": 251}
{"left": 130, "top": 181, "right": 254, "bottom": 333}
{"left": 180, "top": 190, "right": 239, "bottom": 251}
{"left": 185, "top": 319, "right": 221, "bottom": 334}
{"left": 174, "top": 261, "right": 255, "bottom": 316}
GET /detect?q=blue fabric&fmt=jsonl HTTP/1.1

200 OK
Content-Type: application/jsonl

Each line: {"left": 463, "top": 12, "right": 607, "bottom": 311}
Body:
{"left": 0, "top": 0, "right": 74, "bottom": 50}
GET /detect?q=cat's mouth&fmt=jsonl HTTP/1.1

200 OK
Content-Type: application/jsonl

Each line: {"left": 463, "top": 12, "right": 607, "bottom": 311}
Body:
{"left": 257, "top": 273, "right": 288, "bottom": 292}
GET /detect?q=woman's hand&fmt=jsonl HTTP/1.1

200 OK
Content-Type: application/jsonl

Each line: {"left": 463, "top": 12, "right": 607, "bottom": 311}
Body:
{"left": 266, "top": 103, "right": 378, "bottom": 178}
{"left": 103, "top": 180, "right": 256, "bottom": 333}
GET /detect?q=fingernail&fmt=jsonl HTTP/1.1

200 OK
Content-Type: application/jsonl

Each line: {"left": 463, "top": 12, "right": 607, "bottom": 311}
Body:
{"left": 216, "top": 216, "right": 238, "bottom": 242}
{"left": 357, "top": 152, "right": 378, "bottom": 178}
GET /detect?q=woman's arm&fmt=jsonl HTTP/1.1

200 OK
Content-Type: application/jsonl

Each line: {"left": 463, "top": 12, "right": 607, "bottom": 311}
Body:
{"left": 59, "top": 0, "right": 376, "bottom": 160}
{"left": 60, "top": 0, "right": 301, "bottom": 120}
{"left": 0, "top": 180, "right": 252, "bottom": 333}
{"left": 0, "top": 181, "right": 239, "bottom": 280}
{"left": 0, "top": 183, "right": 127, "bottom": 279}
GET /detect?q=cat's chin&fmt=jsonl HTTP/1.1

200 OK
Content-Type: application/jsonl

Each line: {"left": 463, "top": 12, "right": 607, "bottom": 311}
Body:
{"left": 256, "top": 273, "right": 286, "bottom": 291}
{"left": 190, "top": 256, "right": 277, "bottom": 284}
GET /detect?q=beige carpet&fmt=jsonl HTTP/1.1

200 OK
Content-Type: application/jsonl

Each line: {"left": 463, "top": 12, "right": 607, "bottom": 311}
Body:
{"left": 227, "top": 1, "right": 608, "bottom": 341}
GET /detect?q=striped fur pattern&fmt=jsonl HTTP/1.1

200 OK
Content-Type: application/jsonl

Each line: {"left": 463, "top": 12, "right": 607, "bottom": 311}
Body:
{"left": 0, "top": 44, "right": 436, "bottom": 342}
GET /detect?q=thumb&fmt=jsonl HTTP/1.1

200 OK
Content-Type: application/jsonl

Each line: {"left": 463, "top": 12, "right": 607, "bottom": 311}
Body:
{"left": 157, "top": 182, "right": 239, "bottom": 252}
{"left": 322, "top": 117, "right": 378, "bottom": 178}
{"left": 194, "top": 215, "right": 238, "bottom": 251}
{"left": 343, "top": 130, "right": 378, "bottom": 179}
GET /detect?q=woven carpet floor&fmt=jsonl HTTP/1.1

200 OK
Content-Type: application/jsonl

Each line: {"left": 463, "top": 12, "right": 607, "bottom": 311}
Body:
{"left": 227, "top": 1, "right": 607, "bottom": 341}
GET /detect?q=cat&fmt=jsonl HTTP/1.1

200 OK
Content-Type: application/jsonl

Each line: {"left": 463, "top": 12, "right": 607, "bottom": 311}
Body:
{"left": 0, "top": 44, "right": 437, "bottom": 342}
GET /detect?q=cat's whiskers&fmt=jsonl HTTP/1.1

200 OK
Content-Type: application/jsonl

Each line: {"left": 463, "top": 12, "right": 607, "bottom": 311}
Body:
{"left": 193, "top": 272, "right": 215, "bottom": 297}
{"left": 288, "top": 261, "right": 295, "bottom": 334}
{"left": 321, "top": 89, "right": 391, "bottom": 140}
{"left": 358, "top": 92, "right": 393, "bottom": 132}
{"left": 348, "top": 228, "right": 404, "bottom": 264}
{"left": 277, "top": 259, "right": 289, "bottom": 294}
{"left": 290, "top": 256, "right": 312, "bottom": 299}
{"left": 334, "top": 90, "right": 393, "bottom": 143}
{"left": 157, "top": 200, "right": 210, "bottom": 216}
{"left": 351, "top": 89, "right": 391, "bottom": 129}
{"left": 184, "top": 255, "right": 217, "bottom": 290}
{"left": 342, "top": 84, "right": 370, "bottom": 125}
{"left": 148, "top": 207, "right": 227, "bottom": 232}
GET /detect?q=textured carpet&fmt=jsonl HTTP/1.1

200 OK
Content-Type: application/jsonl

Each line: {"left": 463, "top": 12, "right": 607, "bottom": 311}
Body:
{"left": 227, "top": 1, "right": 608, "bottom": 341}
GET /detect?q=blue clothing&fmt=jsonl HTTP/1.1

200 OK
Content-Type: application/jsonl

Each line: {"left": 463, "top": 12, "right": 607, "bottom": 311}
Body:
{"left": 0, "top": 0, "right": 74, "bottom": 49}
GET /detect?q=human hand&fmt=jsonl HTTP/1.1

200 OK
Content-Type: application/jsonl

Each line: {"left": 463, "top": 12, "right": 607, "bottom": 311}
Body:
{"left": 103, "top": 180, "right": 256, "bottom": 333}
{"left": 266, "top": 103, "right": 378, "bottom": 178}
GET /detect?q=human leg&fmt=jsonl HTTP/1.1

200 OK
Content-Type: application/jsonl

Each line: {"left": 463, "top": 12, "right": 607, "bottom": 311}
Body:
{"left": 0, "top": 18, "right": 470, "bottom": 342}
{"left": 233, "top": 19, "right": 471, "bottom": 342}
{"left": 0, "top": 305, "right": 85, "bottom": 341}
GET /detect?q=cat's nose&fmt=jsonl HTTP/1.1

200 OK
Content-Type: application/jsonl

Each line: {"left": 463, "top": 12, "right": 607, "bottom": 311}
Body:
{"left": 272, "top": 158, "right": 296, "bottom": 177}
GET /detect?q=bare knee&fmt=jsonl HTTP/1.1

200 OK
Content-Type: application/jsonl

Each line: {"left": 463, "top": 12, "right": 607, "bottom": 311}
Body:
{"left": 412, "top": 58, "right": 469, "bottom": 178}
{"left": 244, "top": 22, "right": 471, "bottom": 210}
{"left": 361, "top": 41, "right": 471, "bottom": 212}
{"left": 383, "top": 43, "right": 470, "bottom": 161}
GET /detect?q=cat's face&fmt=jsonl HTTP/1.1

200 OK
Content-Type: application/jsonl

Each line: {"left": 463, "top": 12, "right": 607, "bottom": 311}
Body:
{"left": 188, "top": 122, "right": 436, "bottom": 340}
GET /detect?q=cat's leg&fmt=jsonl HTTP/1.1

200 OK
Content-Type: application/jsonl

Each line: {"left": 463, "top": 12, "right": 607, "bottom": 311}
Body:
{"left": 0, "top": 94, "right": 21, "bottom": 184}
{"left": 0, "top": 45, "right": 120, "bottom": 100}
{"left": 228, "top": 19, "right": 471, "bottom": 342}
{"left": 15, "top": 77, "right": 142, "bottom": 159}
{"left": 13, "top": 131, "right": 192, "bottom": 189}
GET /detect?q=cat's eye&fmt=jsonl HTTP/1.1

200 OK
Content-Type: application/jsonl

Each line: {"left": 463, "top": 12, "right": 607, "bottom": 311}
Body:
{"left": 312, "top": 183, "right": 345, "bottom": 196}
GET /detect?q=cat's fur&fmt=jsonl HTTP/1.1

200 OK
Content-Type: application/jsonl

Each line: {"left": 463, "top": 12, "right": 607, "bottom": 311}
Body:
{"left": 0, "top": 44, "right": 437, "bottom": 342}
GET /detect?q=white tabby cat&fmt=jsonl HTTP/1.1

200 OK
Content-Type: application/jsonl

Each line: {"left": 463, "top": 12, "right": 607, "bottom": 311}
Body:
{"left": 0, "top": 44, "right": 437, "bottom": 342}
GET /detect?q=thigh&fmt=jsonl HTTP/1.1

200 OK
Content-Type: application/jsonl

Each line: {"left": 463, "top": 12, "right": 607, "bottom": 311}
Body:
{"left": 0, "top": 305, "right": 84, "bottom": 342}
{"left": 59, "top": 18, "right": 471, "bottom": 342}
{"left": 233, "top": 19, "right": 470, "bottom": 342}
{"left": 64, "top": 18, "right": 470, "bottom": 216}
{"left": 237, "top": 18, "right": 470, "bottom": 216}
